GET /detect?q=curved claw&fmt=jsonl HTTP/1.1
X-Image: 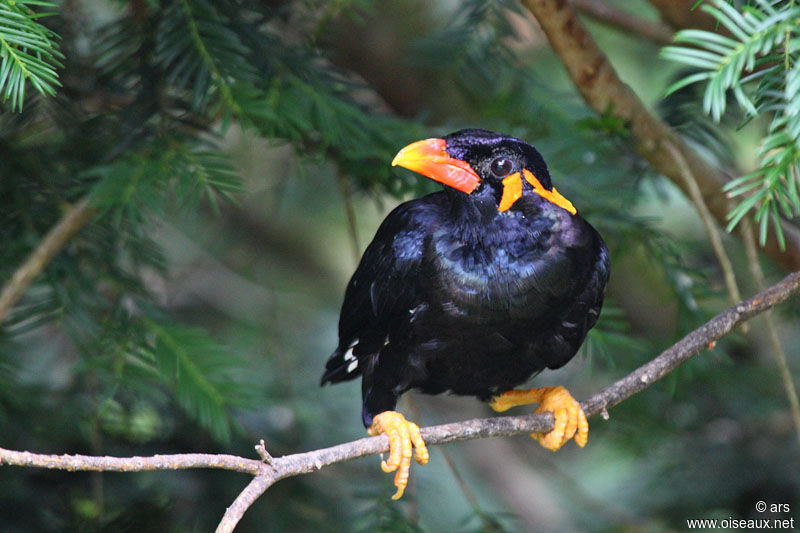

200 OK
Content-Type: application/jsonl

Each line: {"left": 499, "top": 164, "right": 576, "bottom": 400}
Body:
{"left": 368, "top": 411, "right": 429, "bottom": 499}
{"left": 490, "top": 386, "right": 588, "bottom": 451}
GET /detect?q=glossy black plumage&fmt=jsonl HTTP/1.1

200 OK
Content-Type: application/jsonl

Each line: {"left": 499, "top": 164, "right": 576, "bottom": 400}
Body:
{"left": 321, "top": 129, "right": 609, "bottom": 428}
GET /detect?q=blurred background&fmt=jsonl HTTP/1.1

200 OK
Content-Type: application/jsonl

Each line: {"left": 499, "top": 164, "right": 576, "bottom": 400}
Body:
{"left": 1, "top": 0, "right": 798, "bottom": 531}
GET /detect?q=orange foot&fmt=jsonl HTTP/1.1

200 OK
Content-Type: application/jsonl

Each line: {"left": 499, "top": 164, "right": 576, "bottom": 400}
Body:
{"left": 489, "top": 386, "right": 588, "bottom": 451}
{"left": 368, "top": 411, "right": 429, "bottom": 499}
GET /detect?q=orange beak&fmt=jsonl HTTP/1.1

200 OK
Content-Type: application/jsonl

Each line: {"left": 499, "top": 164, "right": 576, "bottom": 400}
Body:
{"left": 392, "top": 138, "right": 481, "bottom": 194}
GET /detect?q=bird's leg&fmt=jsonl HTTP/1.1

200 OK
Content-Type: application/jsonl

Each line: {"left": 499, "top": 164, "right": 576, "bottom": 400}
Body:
{"left": 489, "top": 386, "right": 588, "bottom": 451}
{"left": 368, "top": 411, "right": 429, "bottom": 499}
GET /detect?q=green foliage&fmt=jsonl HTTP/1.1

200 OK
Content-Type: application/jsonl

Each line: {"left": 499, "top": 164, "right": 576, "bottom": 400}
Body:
{"left": 0, "top": 0, "right": 62, "bottom": 111}
{"left": 415, "top": 0, "right": 522, "bottom": 92}
{"left": 658, "top": 73, "right": 737, "bottom": 165}
{"left": 247, "top": 75, "right": 427, "bottom": 194}
{"left": 87, "top": 138, "right": 242, "bottom": 217}
{"left": 1, "top": 4, "right": 435, "bottom": 527}
{"left": 662, "top": 0, "right": 800, "bottom": 247}
{"left": 156, "top": 0, "right": 257, "bottom": 111}
{"left": 145, "top": 319, "right": 248, "bottom": 442}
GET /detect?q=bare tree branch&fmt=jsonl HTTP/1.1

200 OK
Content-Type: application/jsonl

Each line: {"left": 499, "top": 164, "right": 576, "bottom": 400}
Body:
{"left": 0, "top": 448, "right": 265, "bottom": 475}
{"left": 0, "top": 196, "right": 96, "bottom": 325}
{"left": 520, "top": 0, "right": 800, "bottom": 272}
{"left": 2, "top": 270, "right": 799, "bottom": 532}
{"left": 217, "top": 475, "right": 273, "bottom": 533}
{"left": 573, "top": 0, "right": 674, "bottom": 45}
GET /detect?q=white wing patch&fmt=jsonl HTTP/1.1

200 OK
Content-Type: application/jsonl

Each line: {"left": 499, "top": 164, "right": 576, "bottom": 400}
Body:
{"left": 342, "top": 336, "right": 389, "bottom": 375}
{"left": 344, "top": 339, "right": 358, "bottom": 373}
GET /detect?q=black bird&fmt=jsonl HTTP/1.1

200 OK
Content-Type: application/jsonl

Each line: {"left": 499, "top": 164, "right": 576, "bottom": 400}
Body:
{"left": 321, "top": 129, "right": 610, "bottom": 499}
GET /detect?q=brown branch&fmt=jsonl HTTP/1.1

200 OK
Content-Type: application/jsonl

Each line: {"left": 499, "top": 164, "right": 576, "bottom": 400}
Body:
{"left": 0, "top": 196, "right": 96, "bottom": 325}
{"left": 2, "top": 270, "right": 799, "bottom": 531}
{"left": 573, "top": 0, "right": 674, "bottom": 45}
{"left": 520, "top": 0, "right": 800, "bottom": 272}
{"left": 648, "top": 0, "right": 720, "bottom": 32}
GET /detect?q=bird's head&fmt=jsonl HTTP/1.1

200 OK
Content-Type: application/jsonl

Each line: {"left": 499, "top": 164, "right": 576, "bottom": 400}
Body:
{"left": 392, "top": 129, "right": 576, "bottom": 215}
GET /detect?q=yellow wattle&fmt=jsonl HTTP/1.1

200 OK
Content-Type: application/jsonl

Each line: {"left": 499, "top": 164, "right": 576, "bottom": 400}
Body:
{"left": 523, "top": 169, "right": 577, "bottom": 215}
{"left": 498, "top": 172, "right": 523, "bottom": 212}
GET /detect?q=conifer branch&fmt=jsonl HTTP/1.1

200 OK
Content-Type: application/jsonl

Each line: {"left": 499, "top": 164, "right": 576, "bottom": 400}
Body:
{"left": 178, "top": 0, "right": 241, "bottom": 115}
{"left": 0, "top": 0, "right": 63, "bottom": 110}
{"left": 2, "top": 270, "right": 799, "bottom": 532}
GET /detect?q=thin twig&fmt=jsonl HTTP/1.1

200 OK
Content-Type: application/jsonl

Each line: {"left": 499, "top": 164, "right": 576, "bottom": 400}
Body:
{"left": 1, "top": 270, "right": 798, "bottom": 532}
{"left": 742, "top": 226, "right": 800, "bottom": 444}
{"left": 255, "top": 439, "right": 274, "bottom": 464}
{"left": 0, "top": 196, "right": 96, "bottom": 325}
{"left": 573, "top": 0, "right": 674, "bottom": 45}
{"left": 663, "top": 141, "right": 743, "bottom": 311}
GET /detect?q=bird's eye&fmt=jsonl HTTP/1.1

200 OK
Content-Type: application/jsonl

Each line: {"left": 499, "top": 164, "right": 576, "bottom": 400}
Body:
{"left": 490, "top": 157, "right": 513, "bottom": 177}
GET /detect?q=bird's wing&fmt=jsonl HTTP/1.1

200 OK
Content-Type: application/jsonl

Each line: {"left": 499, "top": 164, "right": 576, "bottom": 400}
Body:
{"left": 539, "top": 228, "right": 610, "bottom": 369}
{"left": 321, "top": 196, "right": 440, "bottom": 384}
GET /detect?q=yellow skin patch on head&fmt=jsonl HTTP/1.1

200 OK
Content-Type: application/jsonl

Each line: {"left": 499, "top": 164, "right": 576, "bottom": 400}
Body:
{"left": 523, "top": 169, "right": 577, "bottom": 215}
{"left": 368, "top": 411, "right": 429, "bottom": 499}
{"left": 489, "top": 385, "right": 588, "bottom": 450}
{"left": 498, "top": 172, "right": 523, "bottom": 212}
